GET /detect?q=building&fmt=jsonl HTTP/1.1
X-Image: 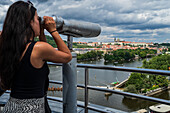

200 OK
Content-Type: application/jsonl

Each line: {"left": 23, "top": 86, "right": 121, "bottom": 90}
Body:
{"left": 87, "top": 42, "right": 98, "bottom": 47}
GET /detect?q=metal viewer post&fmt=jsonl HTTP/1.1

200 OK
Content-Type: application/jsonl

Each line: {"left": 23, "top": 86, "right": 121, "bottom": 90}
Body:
{"left": 50, "top": 15, "right": 101, "bottom": 113}
{"left": 63, "top": 36, "right": 77, "bottom": 113}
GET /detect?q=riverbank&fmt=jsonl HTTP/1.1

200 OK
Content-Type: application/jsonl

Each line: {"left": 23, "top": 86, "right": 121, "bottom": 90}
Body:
{"left": 116, "top": 76, "right": 170, "bottom": 97}
{"left": 145, "top": 86, "right": 170, "bottom": 96}
{"left": 95, "top": 79, "right": 170, "bottom": 98}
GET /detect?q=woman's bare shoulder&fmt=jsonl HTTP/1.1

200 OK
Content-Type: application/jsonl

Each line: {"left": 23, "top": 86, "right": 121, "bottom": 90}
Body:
{"left": 33, "top": 41, "right": 55, "bottom": 55}
{"left": 34, "top": 41, "right": 53, "bottom": 50}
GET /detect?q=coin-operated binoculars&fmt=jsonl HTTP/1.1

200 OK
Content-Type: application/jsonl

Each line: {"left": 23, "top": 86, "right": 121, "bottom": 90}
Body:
{"left": 42, "top": 16, "right": 101, "bottom": 113}
{"left": 52, "top": 16, "right": 101, "bottom": 37}
{"left": 51, "top": 16, "right": 101, "bottom": 50}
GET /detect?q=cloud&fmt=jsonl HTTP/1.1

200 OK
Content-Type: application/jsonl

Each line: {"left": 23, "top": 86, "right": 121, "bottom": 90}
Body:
{"left": 0, "top": 0, "right": 170, "bottom": 43}
{"left": 0, "top": 4, "right": 10, "bottom": 23}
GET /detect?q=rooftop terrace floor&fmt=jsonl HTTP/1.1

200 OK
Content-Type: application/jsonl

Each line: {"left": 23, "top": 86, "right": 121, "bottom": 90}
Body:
{"left": 0, "top": 93, "right": 138, "bottom": 113}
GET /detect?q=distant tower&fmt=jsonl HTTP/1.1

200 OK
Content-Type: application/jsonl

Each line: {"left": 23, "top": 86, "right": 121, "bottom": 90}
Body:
{"left": 114, "top": 38, "right": 117, "bottom": 42}
{"left": 117, "top": 38, "right": 120, "bottom": 42}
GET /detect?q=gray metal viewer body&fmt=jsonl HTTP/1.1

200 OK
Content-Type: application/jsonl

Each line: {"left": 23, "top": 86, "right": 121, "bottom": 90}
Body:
{"left": 52, "top": 16, "right": 101, "bottom": 38}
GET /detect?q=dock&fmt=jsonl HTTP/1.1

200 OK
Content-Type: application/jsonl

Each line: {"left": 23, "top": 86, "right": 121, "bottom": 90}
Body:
{"left": 115, "top": 78, "right": 129, "bottom": 88}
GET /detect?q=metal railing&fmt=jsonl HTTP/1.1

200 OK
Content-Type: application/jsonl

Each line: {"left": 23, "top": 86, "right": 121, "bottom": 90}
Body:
{"left": 47, "top": 62, "right": 170, "bottom": 113}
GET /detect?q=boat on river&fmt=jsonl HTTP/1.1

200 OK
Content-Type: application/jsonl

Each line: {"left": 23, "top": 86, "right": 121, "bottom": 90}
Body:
{"left": 110, "top": 76, "right": 120, "bottom": 86}
{"left": 110, "top": 81, "right": 119, "bottom": 86}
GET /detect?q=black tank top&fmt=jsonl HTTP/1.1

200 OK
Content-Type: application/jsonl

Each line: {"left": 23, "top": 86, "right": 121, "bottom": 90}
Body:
{"left": 11, "top": 41, "right": 50, "bottom": 99}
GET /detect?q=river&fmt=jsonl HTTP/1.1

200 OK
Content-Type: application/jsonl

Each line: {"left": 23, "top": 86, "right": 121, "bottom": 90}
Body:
{"left": 47, "top": 58, "right": 170, "bottom": 112}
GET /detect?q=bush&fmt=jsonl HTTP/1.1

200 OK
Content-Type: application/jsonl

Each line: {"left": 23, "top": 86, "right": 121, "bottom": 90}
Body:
{"left": 123, "top": 85, "right": 137, "bottom": 93}
{"left": 141, "top": 89, "right": 147, "bottom": 93}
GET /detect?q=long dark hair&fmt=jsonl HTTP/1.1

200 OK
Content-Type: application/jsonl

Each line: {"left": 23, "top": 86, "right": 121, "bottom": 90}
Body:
{"left": 0, "top": 1, "right": 37, "bottom": 90}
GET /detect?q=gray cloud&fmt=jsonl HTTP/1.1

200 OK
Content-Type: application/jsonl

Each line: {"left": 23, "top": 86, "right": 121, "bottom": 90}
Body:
{"left": 0, "top": 1, "right": 12, "bottom": 5}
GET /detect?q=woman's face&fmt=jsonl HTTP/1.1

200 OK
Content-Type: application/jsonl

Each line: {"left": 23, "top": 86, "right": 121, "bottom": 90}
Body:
{"left": 30, "top": 11, "right": 40, "bottom": 37}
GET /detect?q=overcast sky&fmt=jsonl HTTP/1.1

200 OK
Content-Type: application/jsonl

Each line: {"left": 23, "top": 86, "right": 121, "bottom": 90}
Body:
{"left": 0, "top": 0, "right": 170, "bottom": 43}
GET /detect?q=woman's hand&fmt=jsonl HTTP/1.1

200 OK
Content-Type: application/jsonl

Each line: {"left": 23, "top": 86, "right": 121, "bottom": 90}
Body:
{"left": 43, "top": 16, "right": 57, "bottom": 33}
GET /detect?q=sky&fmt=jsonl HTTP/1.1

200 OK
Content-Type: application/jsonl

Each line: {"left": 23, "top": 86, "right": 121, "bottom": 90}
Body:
{"left": 0, "top": 0, "right": 170, "bottom": 43}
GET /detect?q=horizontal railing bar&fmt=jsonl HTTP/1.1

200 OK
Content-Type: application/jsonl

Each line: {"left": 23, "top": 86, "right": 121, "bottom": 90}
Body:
{"left": 76, "top": 103, "right": 110, "bottom": 113}
{"left": 49, "top": 80, "right": 85, "bottom": 88}
{"left": 77, "top": 84, "right": 85, "bottom": 88}
{"left": 49, "top": 81, "right": 85, "bottom": 89}
{"left": 49, "top": 80, "right": 62, "bottom": 85}
{"left": 47, "top": 62, "right": 170, "bottom": 76}
{"left": 77, "top": 64, "right": 170, "bottom": 76}
{"left": 4, "top": 90, "right": 10, "bottom": 93}
{"left": 46, "top": 96, "right": 110, "bottom": 113}
{"left": 47, "top": 62, "right": 63, "bottom": 66}
{"left": 87, "top": 105, "right": 110, "bottom": 113}
{"left": 49, "top": 80, "right": 170, "bottom": 105}
{"left": 47, "top": 96, "right": 62, "bottom": 103}
{"left": 88, "top": 86, "right": 170, "bottom": 105}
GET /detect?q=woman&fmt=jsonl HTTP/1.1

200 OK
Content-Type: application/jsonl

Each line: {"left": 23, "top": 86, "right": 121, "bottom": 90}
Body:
{"left": 0, "top": 1, "right": 72, "bottom": 113}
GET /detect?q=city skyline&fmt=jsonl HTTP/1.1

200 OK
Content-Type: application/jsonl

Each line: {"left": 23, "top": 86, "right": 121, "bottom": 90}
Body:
{"left": 0, "top": 0, "right": 170, "bottom": 43}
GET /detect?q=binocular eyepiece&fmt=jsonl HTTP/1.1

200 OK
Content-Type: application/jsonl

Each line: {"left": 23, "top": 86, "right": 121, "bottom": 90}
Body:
{"left": 39, "top": 16, "right": 101, "bottom": 38}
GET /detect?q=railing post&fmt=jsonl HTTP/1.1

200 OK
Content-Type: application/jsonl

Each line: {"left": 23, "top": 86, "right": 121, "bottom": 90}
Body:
{"left": 67, "top": 35, "right": 73, "bottom": 51}
{"left": 85, "top": 68, "right": 89, "bottom": 113}
{"left": 62, "top": 36, "right": 77, "bottom": 113}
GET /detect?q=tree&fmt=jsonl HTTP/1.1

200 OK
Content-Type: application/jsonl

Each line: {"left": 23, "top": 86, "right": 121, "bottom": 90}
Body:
{"left": 168, "top": 48, "right": 170, "bottom": 51}
{"left": 139, "top": 51, "right": 147, "bottom": 58}
{"left": 124, "top": 85, "right": 137, "bottom": 93}
{"left": 78, "top": 50, "right": 103, "bottom": 61}
{"left": 125, "top": 54, "right": 170, "bottom": 93}
{"left": 124, "top": 52, "right": 131, "bottom": 60}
